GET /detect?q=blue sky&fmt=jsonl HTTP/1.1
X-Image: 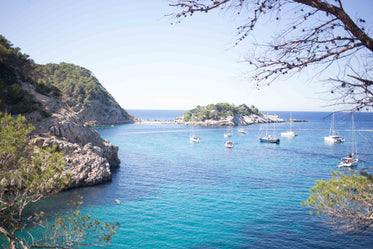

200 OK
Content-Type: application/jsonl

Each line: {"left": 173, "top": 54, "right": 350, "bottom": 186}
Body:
{"left": 1, "top": 0, "right": 372, "bottom": 111}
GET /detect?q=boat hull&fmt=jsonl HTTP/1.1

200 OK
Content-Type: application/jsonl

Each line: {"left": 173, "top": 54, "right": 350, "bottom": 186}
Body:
{"left": 190, "top": 136, "right": 200, "bottom": 143}
{"left": 337, "top": 158, "right": 358, "bottom": 168}
{"left": 259, "top": 137, "right": 280, "bottom": 144}
{"left": 281, "top": 131, "right": 298, "bottom": 137}
{"left": 324, "top": 136, "right": 345, "bottom": 143}
{"left": 225, "top": 141, "right": 234, "bottom": 148}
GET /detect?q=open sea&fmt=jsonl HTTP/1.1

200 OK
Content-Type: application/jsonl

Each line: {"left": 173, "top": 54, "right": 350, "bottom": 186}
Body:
{"left": 35, "top": 111, "right": 373, "bottom": 248}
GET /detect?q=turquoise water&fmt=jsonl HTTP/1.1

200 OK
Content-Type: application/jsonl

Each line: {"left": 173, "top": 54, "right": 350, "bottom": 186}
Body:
{"left": 43, "top": 111, "right": 373, "bottom": 248}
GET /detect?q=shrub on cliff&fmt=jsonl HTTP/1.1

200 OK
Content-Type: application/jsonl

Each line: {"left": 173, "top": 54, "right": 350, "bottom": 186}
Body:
{"left": 0, "top": 113, "right": 119, "bottom": 248}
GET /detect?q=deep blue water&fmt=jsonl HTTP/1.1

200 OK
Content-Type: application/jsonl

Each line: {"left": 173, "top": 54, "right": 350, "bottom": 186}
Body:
{"left": 37, "top": 111, "right": 373, "bottom": 248}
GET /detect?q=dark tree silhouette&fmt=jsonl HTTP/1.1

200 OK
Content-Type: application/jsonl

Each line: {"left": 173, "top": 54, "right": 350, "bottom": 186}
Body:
{"left": 169, "top": 0, "right": 373, "bottom": 110}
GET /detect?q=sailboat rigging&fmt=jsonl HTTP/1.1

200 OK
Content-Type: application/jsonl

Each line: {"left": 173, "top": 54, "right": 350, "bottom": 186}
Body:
{"left": 337, "top": 113, "right": 358, "bottom": 168}
{"left": 259, "top": 114, "right": 280, "bottom": 144}
{"left": 224, "top": 126, "right": 233, "bottom": 137}
{"left": 324, "top": 112, "right": 345, "bottom": 143}
{"left": 189, "top": 114, "right": 200, "bottom": 143}
{"left": 281, "top": 113, "right": 298, "bottom": 137}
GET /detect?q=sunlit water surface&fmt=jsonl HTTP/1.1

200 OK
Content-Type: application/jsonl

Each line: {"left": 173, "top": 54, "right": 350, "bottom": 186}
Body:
{"left": 39, "top": 111, "right": 373, "bottom": 248}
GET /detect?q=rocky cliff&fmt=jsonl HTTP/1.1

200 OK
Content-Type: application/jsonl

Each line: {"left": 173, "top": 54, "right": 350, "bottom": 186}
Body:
{"left": 21, "top": 80, "right": 120, "bottom": 188}
{"left": 0, "top": 35, "right": 132, "bottom": 188}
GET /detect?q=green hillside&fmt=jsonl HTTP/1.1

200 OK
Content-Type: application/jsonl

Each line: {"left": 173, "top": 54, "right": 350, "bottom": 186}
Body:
{"left": 41, "top": 63, "right": 114, "bottom": 109}
{"left": 0, "top": 35, "right": 60, "bottom": 115}
{"left": 0, "top": 35, "right": 131, "bottom": 124}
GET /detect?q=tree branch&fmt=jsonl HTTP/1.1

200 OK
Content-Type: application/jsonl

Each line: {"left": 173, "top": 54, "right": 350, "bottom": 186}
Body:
{"left": 293, "top": 0, "right": 373, "bottom": 52}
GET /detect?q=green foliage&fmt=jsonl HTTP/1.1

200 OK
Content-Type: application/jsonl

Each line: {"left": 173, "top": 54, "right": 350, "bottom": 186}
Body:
{"left": 42, "top": 62, "right": 114, "bottom": 108}
{"left": 0, "top": 112, "right": 70, "bottom": 248}
{"left": 0, "top": 35, "right": 38, "bottom": 79}
{"left": 39, "top": 209, "right": 120, "bottom": 247}
{"left": 183, "top": 103, "right": 261, "bottom": 121}
{"left": 302, "top": 171, "right": 373, "bottom": 233}
{"left": 0, "top": 112, "right": 69, "bottom": 197}
{"left": 0, "top": 35, "right": 122, "bottom": 119}
{"left": 0, "top": 113, "right": 119, "bottom": 248}
{"left": 0, "top": 35, "right": 60, "bottom": 114}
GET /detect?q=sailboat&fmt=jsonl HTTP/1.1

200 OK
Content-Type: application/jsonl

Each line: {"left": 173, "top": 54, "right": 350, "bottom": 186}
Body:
{"left": 281, "top": 113, "right": 298, "bottom": 137}
{"left": 189, "top": 114, "right": 200, "bottom": 143}
{"left": 337, "top": 113, "right": 358, "bottom": 168}
{"left": 224, "top": 126, "right": 233, "bottom": 137}
{"left": 324, "top": 112, "right": 345, "bottom": 143}
{"left": 259, "top": 114, "right": 280, "bottom": 144}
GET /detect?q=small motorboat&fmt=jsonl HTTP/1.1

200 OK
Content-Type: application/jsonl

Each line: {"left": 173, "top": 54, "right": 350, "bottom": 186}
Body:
{"left": 238, "top": 128, "right": 247, "bottom": 134}
{"left": 190, "top": 134, "right": 200, "bottom": 143}
{"left": 225, "top": 140, "right": 234, "bottom": 148}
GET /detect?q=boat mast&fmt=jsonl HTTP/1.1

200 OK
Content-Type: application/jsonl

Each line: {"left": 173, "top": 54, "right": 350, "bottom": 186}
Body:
{"left": 191, "top": 113, "right": 194, "bottom": 135}
{"left": 351, "top": 112, "right": 357, "bottom": 157}
{"left": 266, "top": 113, "right": 269, "bottom": 137}
{"left": 330, "top": 112, "right": 336, "bottom": 135}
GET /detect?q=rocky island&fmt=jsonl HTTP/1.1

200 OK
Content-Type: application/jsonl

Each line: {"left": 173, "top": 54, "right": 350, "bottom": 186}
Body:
{"left": 180, "top": 103, "right": 285, "bottom": 126}
{"left": 137, "top": 103, "right": 301, "bottom": 126}
{"left": 0, "top": 35, "right": 135, "bottom": 188}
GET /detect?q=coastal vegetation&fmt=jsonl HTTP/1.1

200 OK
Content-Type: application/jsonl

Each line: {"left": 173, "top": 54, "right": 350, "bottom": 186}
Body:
{"left": 0, "top": 35, "right": 57, "bottom": 115}
{"left": 170, "top": 0, "right": 373, "bottom": 233}
{"left": 0, "top": 112, "right": 119, "bottom": 248}
{"left": 0, "top": 35, "right": 126, "bottom": 247}
{"left": 41, "top": 62, "right": 115, "bottom": 110}
{"left": 0, "top": 35, "right": 132, "bottom": 125}
{"left": 183, "top": 103, "right": 260, "bottom": 122}
{"left": 302, "top": 171, "right": 373, "bottom": 233}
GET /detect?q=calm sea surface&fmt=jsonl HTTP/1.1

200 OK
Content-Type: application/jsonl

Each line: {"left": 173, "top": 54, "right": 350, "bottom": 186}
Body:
{"left": 40, "top": 111, "right": 373, "bottom": 248}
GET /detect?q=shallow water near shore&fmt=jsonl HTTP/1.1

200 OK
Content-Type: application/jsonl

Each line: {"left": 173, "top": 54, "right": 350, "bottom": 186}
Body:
{"left": 40, "top": 111, "right": 373, "bottom": 248}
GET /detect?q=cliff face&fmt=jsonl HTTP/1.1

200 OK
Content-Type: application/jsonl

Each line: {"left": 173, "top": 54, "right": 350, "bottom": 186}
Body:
{"left": 77, "top": 94, "right": 134, "bottom": 125}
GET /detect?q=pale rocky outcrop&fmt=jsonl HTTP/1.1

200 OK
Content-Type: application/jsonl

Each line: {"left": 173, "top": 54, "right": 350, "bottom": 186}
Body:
{"left": 182, "top": 113, "right": 285, "bottom": 127}
{"left": 31, "top": 136, "right": 112, "bottom": 187}
{"left": 22, "top": 81, "right": 121, "bottom": 188}
{"left": 75, "top": 94, "right": 135, "bottom": 126}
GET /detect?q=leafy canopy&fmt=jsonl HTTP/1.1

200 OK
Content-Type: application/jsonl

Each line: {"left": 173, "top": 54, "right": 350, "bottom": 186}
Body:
{"left": 302, "top": 171, "right": 373, "bottom": 234}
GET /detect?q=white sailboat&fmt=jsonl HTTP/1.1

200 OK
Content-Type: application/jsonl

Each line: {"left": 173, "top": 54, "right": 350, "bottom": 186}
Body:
{"left": 189, "top": 114, "right": 200, "bottom": 143}
{"left": 281, "top": 113, "right": 298, "bottom": 137}
{"left": 259, "top": 114, "right": 280, "bottom": 144}
{"left": 324, "top": 113, "right": 345, "bottom": 143}
{"left": 224, "top": 127, "right": 233, "bottom": 137}
{"left": 337, "top": 113, "right": 358, "bottom": 168}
